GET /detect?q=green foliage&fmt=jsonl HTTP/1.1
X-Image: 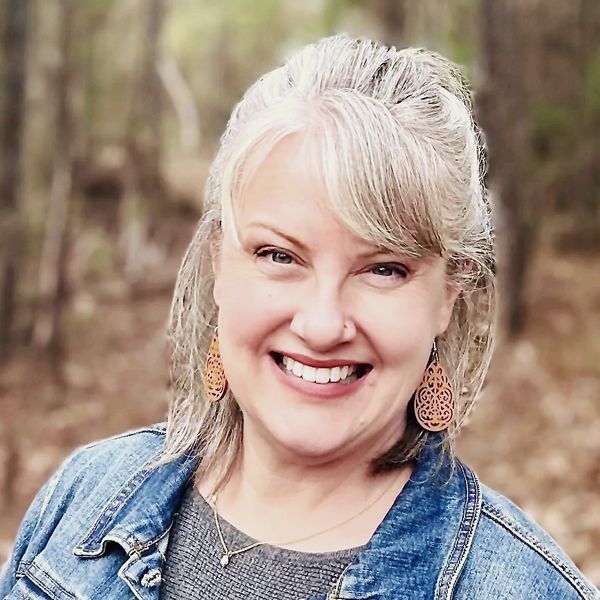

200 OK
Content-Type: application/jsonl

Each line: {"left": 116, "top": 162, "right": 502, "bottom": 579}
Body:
{"left": 446, "top": 30, "right": 475, "bottom": 69}
{"left": 582, "top": 52, "right": 600, "bottom": 120}
{"left": 87, "top": 0, "right": 117, "bottom": 14}
{"left": 84, "top": 231, "right": 116, "bottom": 280}
{"left": 163, "top": 0, "right": 285, "bottom": 137}
{"left": 533, "top": 103, "right": 572, "bottom": 144}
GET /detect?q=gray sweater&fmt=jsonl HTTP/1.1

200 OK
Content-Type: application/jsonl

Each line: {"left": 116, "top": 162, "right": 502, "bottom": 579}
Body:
{"left": 160, "top": 484, "right": 361, "bottom": 599}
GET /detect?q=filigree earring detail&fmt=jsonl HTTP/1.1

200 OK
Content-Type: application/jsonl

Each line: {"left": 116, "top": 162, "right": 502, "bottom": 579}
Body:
{"left": 203, "top": 330, "right": 228, "bottom": 402}
{"left": 413, "top": 341, "right": 454, "bottom": 432}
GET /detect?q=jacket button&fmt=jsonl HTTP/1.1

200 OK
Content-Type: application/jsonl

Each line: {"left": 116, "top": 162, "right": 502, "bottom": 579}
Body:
{"left": 141, "top": 568, "right": 162, "bottom": 588}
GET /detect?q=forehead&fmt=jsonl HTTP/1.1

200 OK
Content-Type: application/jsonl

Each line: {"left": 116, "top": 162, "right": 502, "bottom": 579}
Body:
{"left": 236, "top": 135, "right": 374, "bottom": 249}
{"left": 240, "top": 134, "right": 321, "bottom": 203}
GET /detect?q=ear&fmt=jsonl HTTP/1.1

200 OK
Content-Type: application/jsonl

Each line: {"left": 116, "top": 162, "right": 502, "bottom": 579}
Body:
{"left": 210, "top": 224, "right": 223, "bottom": 307}
{"left": 436, "top": 281, "right": 460, "bottom": 336}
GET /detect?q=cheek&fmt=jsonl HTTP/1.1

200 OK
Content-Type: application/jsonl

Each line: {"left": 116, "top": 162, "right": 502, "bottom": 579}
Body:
{"left": 215, "top": 268, "right": 289, "bottom": 350}
{"left": 357, "top": 292, "right": 437, "bottom": 360}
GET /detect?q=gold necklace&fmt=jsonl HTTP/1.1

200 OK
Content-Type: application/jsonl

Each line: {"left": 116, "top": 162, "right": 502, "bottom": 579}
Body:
{"left": 211, "top": 473, "right": 402, "bottom": 568}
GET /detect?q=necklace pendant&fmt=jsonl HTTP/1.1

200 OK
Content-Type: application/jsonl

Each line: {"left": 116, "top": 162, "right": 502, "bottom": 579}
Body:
{"left": 220, "top": 553, "right": 230, "bottom": 567}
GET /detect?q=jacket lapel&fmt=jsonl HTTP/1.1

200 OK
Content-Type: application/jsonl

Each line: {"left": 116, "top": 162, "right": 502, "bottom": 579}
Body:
{"left": 333, "top": 441, "right": 482, "bottom": 599}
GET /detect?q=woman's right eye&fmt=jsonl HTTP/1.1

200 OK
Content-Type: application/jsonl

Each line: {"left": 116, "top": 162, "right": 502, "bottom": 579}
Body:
{"left": 255, "top": 247, "right": 294, "bottom": 264}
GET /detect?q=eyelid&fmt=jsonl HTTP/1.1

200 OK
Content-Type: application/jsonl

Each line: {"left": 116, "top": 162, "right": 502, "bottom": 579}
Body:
{"left": 370, "top": 261, "right": 410, "bottom": 273}
{"left": 365, "top": 262, "right": 411, "bottom": 283}
{"left": 255, "top": 245, "right": 300, "bottom": 264}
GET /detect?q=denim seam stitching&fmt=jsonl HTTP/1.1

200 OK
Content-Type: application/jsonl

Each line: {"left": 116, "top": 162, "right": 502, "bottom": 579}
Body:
{"left": 77, "top": 426, "right": 167, "bottom": 454}
{"left": 481, "top": 503, "right": 594, "bottom": 600}
{"left": 128, "top": 526, "right": 171, "bottom": 557}
{"left": 75, "top": 432, "right": 167, "bottom": 553}
{"left": 22, "top": 560, "right": 77, "bottom": 600}
{"left": 77, "top": 465, "right": 155, "bottom": 550}
{"left": 435, "top": 463, "right": 482, "bottom": 600}
{"left": 445, "top": 465, "right": 482, "bottom": 599}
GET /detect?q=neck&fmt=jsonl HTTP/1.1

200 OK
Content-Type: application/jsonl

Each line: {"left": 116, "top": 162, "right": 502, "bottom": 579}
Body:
{"left": 200, "top": 425, "right": 412, "bottom": 551}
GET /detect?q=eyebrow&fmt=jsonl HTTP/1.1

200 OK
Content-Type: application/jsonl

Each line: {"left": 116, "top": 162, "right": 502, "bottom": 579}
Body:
{"left": 245, "top": 222, "right": 309, "bottom": 252}
{"left": 245, "top": 221, "right": 411, "bottom": 262}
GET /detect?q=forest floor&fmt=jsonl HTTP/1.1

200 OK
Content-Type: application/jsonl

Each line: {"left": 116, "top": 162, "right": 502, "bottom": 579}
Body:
{"left": 1, "top": 240, "right": 599, "bottom": 587}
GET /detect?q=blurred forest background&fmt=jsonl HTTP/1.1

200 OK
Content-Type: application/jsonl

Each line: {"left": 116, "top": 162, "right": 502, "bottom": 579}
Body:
{"left": 0, "top": 0, "right": 599, "bottom": 586}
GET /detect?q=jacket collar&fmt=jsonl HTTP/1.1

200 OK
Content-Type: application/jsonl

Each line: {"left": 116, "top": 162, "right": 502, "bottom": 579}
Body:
{"left": 74, "top": 448, "right": 198, "bottom": 557}
{"left": 336, "top": 437, "right": 482, "bottom": 599}
{"left": 73, "top": 434, "right": 482, "bottom": 599}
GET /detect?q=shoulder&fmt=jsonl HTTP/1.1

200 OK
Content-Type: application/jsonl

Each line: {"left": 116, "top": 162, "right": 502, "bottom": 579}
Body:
{"left": 62, "top": 422, "right": 167, "bottom": 468}
{"left": 29, "top": 423, "right": 168, "bottom": 520}
{"left": 456, "top": 472, "right": 599, "bottom": 599}
{"left": 0, "top": 425, "right": 171, "bottom": 596}
{"left": 59, "top": 423, "right": 166, "bottom": 473}
{"left": 38, "top": 423, "right": 168, "bottom": 520}
{"left": 40, "top": 423, "right": 167, "bottom": 498}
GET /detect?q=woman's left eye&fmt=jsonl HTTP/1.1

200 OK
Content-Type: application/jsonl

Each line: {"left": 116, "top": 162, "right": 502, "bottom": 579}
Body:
{"left": 370, "top": 263, "right": 409, "bottom": 279}
{"left": 256, "top": 247, "right": 294, "bottom": 264}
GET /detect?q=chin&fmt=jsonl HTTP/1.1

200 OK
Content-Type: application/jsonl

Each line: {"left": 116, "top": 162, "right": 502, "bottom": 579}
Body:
{"left": 260, "top": 413, "right": 365, "bottom": 464}
{"left": 275, "top": 436, "right": 350, "bottom": 463}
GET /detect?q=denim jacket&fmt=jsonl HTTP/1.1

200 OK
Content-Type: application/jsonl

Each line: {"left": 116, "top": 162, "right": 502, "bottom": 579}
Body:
{"left": 1, "top": 425, "right": 598, "bottom": 600}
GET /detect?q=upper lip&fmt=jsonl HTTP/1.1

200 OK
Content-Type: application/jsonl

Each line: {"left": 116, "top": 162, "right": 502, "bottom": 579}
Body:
{"left": 275, "top": 351, "right": 368, "bottom": 368}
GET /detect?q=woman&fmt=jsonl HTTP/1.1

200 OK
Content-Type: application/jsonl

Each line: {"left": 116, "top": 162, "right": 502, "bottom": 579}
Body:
{"left": 1, "top": 36, "right": 598, "bottom": 600}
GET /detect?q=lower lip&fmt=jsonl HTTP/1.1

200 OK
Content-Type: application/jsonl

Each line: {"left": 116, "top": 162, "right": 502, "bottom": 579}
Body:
{"left": 270, "top": 357, "right": 369, "bottom": 400}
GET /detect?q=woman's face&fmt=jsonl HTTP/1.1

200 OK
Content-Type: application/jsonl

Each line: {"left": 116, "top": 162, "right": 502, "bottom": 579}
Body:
{"left": 213, "top": 135, "right": 458, "bottom": 466}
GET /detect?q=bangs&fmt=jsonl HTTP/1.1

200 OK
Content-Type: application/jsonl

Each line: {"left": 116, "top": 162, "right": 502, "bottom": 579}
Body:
{"left": 308, "top": 91, "right": 447, "bottom": 258}
{"left": 219, "top": 100, "right": 309, "bottom": 244}
{"left": 221, "top": 92, "right": 452, "bottom": 259}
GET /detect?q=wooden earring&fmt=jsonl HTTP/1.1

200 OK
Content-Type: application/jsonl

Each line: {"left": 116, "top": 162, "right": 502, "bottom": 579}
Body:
{"left": 203, "top": 331, "right": 228, "bottom": 402}
{"left": 413, "top": 342, "right": 454, "bottom": 432}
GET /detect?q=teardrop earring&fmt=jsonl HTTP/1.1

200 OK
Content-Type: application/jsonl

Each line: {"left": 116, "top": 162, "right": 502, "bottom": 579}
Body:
{"left": 203, "top": 330, "right": 228, "bottom": 402}
{"left": 413, "top": 341, "right": 454, "bottom": 432}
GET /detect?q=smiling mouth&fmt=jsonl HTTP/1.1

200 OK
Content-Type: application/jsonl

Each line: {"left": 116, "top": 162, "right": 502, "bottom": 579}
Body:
{"left": 271, "top": 352, "right": 372, "bottom": 384}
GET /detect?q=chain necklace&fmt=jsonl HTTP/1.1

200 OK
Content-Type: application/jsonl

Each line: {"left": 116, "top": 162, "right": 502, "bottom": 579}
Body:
{"left": 211, "top": 473, "right": 403, "bottom": 568}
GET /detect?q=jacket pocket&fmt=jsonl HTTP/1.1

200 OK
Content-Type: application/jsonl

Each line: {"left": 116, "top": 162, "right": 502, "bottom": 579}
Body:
{"left": 3, "top": 575, "right": 59, "bottom": 600}
{"left": 9, "top": 560, "right": 75, "bottom": 600}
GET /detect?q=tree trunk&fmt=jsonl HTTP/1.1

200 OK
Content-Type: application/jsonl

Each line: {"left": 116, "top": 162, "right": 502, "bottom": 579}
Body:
{"left": 371, "top": 0, "right": 407, "bottom": 47}
{"left": 0, "top": 0, "right": 29, "bottom": 363}
{"left": 480, "top": 0, "right": 532, "bottom": 338}
{"left": 32, "top": 0, "right": 75, "bottom": 358}
{"left": 120, "top": 0, "right": 166, "bottom": 285}
{"left": 157, "top": 55, "right": 200, "bottom": 154}
{"left": 141, "top": 0, "right": 164, "bottom": 192}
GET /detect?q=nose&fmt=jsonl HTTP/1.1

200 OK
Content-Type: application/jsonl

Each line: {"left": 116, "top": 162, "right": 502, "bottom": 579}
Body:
{"left": 289, "top": 284, "right": 356, "bottom": 351}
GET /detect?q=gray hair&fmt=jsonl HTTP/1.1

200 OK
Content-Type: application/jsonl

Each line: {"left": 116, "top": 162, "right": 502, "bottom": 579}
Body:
{"left": 164, "top": 35, "right": 496, "bottom": 484}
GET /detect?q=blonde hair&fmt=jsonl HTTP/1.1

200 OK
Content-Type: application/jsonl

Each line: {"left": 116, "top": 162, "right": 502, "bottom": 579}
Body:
{"left": 165, "top": 36, "right": 496, "bottom": 483}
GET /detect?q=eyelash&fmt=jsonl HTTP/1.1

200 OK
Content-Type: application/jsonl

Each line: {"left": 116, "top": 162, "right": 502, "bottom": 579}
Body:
{"left": 256, "top": 246, "right": 409, "bottom": 279}
{"left": 255, "top": 246, "right": 295, "bottom": 264}
{"left": 369, "top": 263, "right": 409, "bottom": 279}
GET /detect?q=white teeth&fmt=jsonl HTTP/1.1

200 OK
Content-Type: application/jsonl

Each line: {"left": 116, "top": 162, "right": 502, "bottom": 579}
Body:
{"left": 330, "top": 366, "right": 341, "bottom": 382}
{"left": 315, "top": 368, "right": 330, "bottom": 384}
{"left": 303, "top": 366, "right": 317, "bottom": 382}
{"left": 280, "top": 356, "right": 360, "bottom": 384}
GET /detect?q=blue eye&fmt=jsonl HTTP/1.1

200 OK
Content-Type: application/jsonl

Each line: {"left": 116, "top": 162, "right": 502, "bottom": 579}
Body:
{"left": 371, "top": 264, "right": 408, "bottom": 278}
{"left": 271, "top": 251, "right": 293, "bottom": 264}
{"left": 256, "top": 247, "right": 294, "bottom": 264}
